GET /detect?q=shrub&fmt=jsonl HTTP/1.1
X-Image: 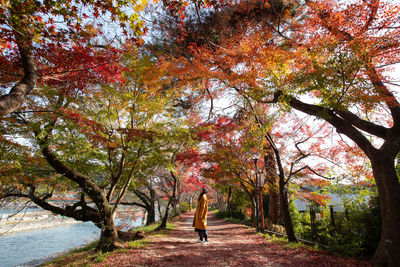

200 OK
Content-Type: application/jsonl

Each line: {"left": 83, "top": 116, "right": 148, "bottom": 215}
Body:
{"left": 180, "top": 202, "right": 191, "bottom": 213}
{"left": 295, "top": 190, "right": 381, "bottom": 259}
{"left": 289, "top": 199, "right": 302, "bottom": 235}
{"left": 265, "top": 221, "right": 285, "bottom": 234}
{"left": 216, "top": 209, "right": 245, "bottom": 221}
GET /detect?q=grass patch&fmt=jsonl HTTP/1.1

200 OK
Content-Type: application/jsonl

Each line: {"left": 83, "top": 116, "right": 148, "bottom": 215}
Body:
{"left": 128, "top": 239, "right": 149, "bottom": 248}
{"left": 263, "top": 233, "right": 288, "bottom": 243}
{"left": 135, "top": 223, "right": 159, "bottom": 232}
{"left": 94, "top": 252, "right": 107, "bottom": 263}
{"left": 134, "top": 221, "right": 175, "bottom": 233}
{"left": 165, "top": 222, "right": 176, "bottom": 230}
{"left": 263, "top": 232, "right": 321, "bottom": 252}
{"left": 69, "top": 240, "right": 99, "bottom": 254}
{"left": 42, "top": 240, "right": 99, "bottom": 266}
{"left": 42, "top": 243, "right": 99, "bottom": 266}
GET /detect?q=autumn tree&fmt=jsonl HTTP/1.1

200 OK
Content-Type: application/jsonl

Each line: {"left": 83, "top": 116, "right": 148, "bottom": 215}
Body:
{"left": 197, "top": 115, "right": 264, "bottom": 225}
{"left": 0, "top": 50, "right": 184, "bottom": 251}
{"left": 236, "top": 101, "right": 340, "bottom": 241}
{"left": 122, "top": 124, "right": 201, "bottom": 226}
{"left": 152, "top": 124, "right": 203, "bottom": 230}
{"left": 0, "top": 0, "right": 146, "bottom": 117}
{"left": 260, "top": 2, "right": 400, "bottom": 265}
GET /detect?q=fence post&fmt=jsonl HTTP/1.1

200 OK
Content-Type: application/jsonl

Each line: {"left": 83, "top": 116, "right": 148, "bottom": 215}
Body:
{"left": 344, "top": 206, "right": 349, "bottom": 222}
{"left": 330, "top": 205, "right": 335, "bottom": 228}
{"left": 310, "top": 206, "right": 316, "bottom": 241}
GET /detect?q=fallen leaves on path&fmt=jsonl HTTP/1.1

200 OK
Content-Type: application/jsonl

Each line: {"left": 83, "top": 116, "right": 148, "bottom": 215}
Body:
{"left": 96, "top": 212, "right": 371, "bottom": 267}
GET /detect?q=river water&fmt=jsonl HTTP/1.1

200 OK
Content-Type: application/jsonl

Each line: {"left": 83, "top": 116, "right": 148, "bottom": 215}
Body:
{"left": 0, "top": 222, "right": 100, "bottom": 267}
{"left": 0, "top": 208, "right": 147, "bottom": 267}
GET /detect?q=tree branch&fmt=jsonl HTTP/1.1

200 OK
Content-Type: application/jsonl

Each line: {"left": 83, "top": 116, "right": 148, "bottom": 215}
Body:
{"left": 286, "top": 95, "right": 378, "bottom": 157}
{"left": 120, "top": 201, "right": 147, "bottom": 209}
{"left": 0, "top": 36, "right": 38, "bottom": 116}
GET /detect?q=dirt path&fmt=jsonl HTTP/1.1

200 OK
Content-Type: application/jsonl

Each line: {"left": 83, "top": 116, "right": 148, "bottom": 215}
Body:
{"left": 96, "top": 212, "right": 370, "bottom": 267}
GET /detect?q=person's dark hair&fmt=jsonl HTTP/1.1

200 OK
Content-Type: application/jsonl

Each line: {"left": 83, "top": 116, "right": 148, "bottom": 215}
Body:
{"left": 198, "top": 187, "right": 208, "bottom": 201}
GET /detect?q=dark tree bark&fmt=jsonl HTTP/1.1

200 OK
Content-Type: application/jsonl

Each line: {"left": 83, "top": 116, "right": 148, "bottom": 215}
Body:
{"left": 370, "top": 154, "right": 400, "bottom": 267}
{"left": 174, "top": 180, "right": 181, "bottom": 216}
{"left": 41, "top": 145, "right": 123, "bottom": 251}
{"left": 266, "top": 135, "right": 297, "bottom": 242}
{"left": 155, "top": 171, "right": 177, "bottom": 231}
{"left": 148, "top": 188, "right": 156, "bottom": 224}
{"left": 250, "top": 197, "right": 256, "bottom": 226}
{"left": 278, "top": 176, "right": 296, "bottom": 242}
{"left": 0, "top": 39, "right": 38, "bottom": 117}
{"left": 0, "top": 5, "right": 39, "bottom": 117}
{"left": 226, "top": 186, "right": 232, "bottom": 212}
{"left": 96, "top": 203, "right": 121, "bottom": 252}
{"left": 126, "top": 187, "right": 157, "bottom": 225}
{"left": 264, "top": 142, "right": 280, "bottom": 225}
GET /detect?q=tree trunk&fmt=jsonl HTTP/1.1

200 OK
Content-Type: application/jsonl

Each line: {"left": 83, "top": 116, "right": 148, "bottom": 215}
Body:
{"left": 216, "top": 193, "right": 224, "bottom": 211}
{"left": 156, "top": 170, "right": 177, "bottom": 231}
{"left": 96, "top": 212, "right": 121, "bottom": 252}
{"left": 94, "top": 191, "right": 124, "bottom": 252}
{"left": 157, "top": 198, "right": 162, "bottom": 219}
{"left": 370, "top": 153, "right": 400, "bottom": 266}
{"left": 268, "top": 190, "right": 280, "bottom": 224}
{"left": 279, "top": 181, "right": 297, "bottom": 242}
{"left": 250, "top": 197, "right": 256, "bottom": 226}
{"left": 176, "top": 181, "right": 181, "bottom": 216}
{"left": 266, "top": 133, "right": 297, "bottom": 242}
{"left": 146, "top": 208, "right": 156, "bottom": 225}
{"left": 156, "top": 201, "right": 171, "bottom": 231}
{"left": 146, "top": 189, "right": 156, "bottom": 225}
{"left": 264, "top": 140, "right": 280, "bottom": 224}
{"left": 225, "top": 187, "right": 231, "bottom": 211}
{"left": 0, "top": 21, "right": 38, "bottom": 117}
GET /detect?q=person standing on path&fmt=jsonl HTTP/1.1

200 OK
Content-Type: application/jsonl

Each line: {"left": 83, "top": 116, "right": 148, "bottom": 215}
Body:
{"left": 192, "top": 187, "right": 209, "bottom": 243}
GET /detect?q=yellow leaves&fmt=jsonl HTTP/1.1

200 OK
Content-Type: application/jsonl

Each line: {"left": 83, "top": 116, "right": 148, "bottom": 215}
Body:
{"left": 32, "top": 32, "right": 42, "bottom": 43}
{"left": 82, "top": 23, "right": 99, "bottom": 38}
{"left": 137, "top": 37, "right": 145, "bottom": 46}
{"left": 0, "top": 0, "right": 10, "bottom": 8}
{"left": 283, "top": 8, "right": 291, "bottom": 19}
{"left": 132, "top": 0, "right": 148, "bottom": 13}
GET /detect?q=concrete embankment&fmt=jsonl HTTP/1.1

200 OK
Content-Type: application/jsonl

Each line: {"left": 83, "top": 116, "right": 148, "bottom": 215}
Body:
{"left": 0, "top": 212, "right": 79, "bottom": 235}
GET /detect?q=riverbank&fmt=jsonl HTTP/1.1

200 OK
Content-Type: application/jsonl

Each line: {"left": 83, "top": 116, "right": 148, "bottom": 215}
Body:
{"left": 18, "top": 241, "right": 98, "bottom": 267}
{"left": 0, "top": 212, "right": 79, "bottom": 235}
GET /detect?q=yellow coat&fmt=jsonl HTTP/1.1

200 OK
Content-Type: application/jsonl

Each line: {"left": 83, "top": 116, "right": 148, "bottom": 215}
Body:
{"left": 192, "top": 194, "right": 208, "bottom": 230}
